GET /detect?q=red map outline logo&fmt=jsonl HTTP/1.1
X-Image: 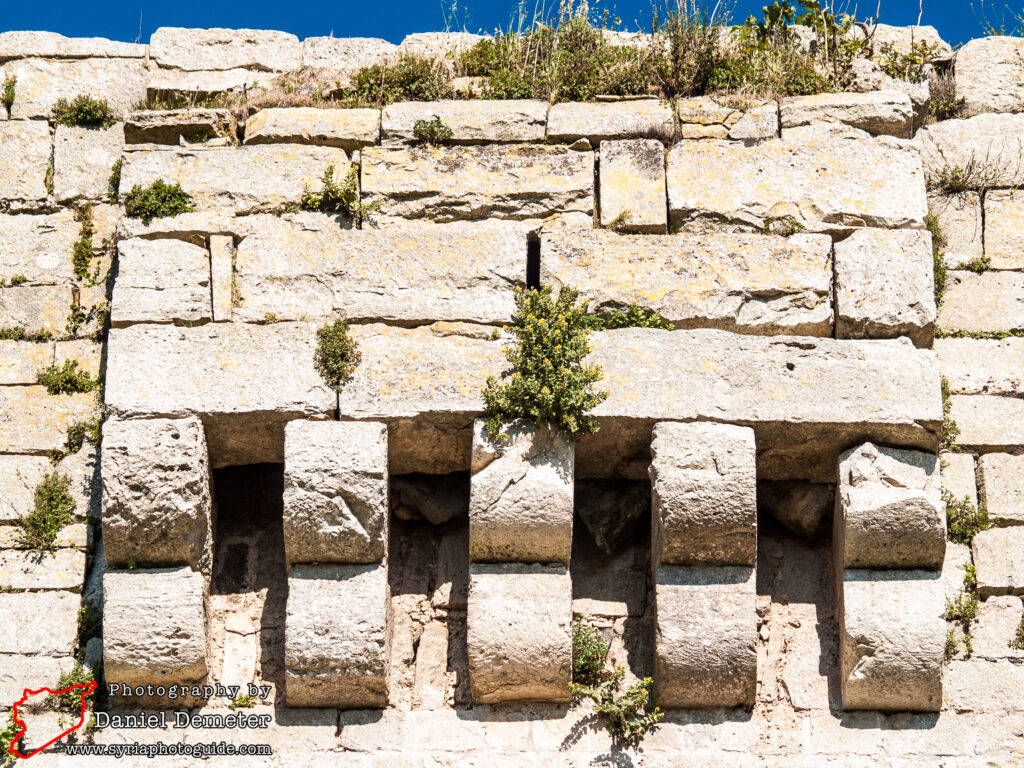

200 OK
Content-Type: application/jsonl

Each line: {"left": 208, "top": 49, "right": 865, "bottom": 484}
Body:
{"left": 8, "top": 680, "right": 97, "bottom": 759}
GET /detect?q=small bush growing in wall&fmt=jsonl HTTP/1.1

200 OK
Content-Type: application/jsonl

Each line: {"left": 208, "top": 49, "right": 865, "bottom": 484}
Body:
{"left": 50, "top": 661, "right": 95, "bottom": 715}
{"left": 351, "top": 55, "right": 453, "bottom": 106}
{"left": 483, "top": 285, "right": 608, "bottom": 442}
{"left": 314, "top": 318, "right": 361, "bottom": 391}
{"left": 1, "top": 712, "right": 21, "bottom": 765}
{"left": 62, "top": 415, "right": 102, "bottom": 459}
{"left": 106, "top": 158, "right": 123, "bottom": 204}
{"left": 925, "top": 213, "right": 948, "bottom": 307}
{"left": 37, "top": 359, "right": 98, "bottom": 396}
{"left": 2, "top": 74, "right": 15, "bottom": 111}
{"left": 412, "top": 115, "right": 454, "bottom": 145}
{"left": 52, "top": 94, "right": 117, "bottom": 128}
{"left": 940, "top": 376, "right": 960, "bottom": 452}
{"left": 8, "top": 275, "right": 28, "bottom": 287}
{"left": 946, "top": 564, "right": 980, "bottom": 657}
{"left": 19, "top": 472, "right": 76, "bottom": 553}
{"left": 72, "top": 205, "right": 95, "bottom": 281}
{"left": 588, "top": 304, "right": 674, "bottom": 330}
{"left": 944, "top": 491, "right": 996, "bottom": 546}
{"left": 301, "top": 164, "right": 378, "bottom": 226}
{"left": 124, "top": 180, "right": 194, "bottom": 224}
{"left": 878, "top": 40, "right": 939, "bottom": 83}
{"left": 1010, "top": 612, "right": 1024, "bottom": 652}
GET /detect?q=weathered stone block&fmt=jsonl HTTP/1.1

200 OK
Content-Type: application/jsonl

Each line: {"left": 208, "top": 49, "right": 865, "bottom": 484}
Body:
{"left": 0, "top": 121, "right": 50, "bottom": 202}
{"left": 973, "top": 526, "right": 1024, "bottom": 597}
{"left": 0, "top": 31, "right": 147, "bottom": 60}
{"left": 838, "top": 569, "right": 944, "bottom": 711}
{"left": 0, "top": 657, "right": 73, "bottom": 713}
{"left": 0, "top": 386, "right": 96, "bottom": 453}
{"left": 103, "top": 568, "right": 208, "bottom": 691}
{"left": 150, "top": 27, "right": 301, "bottom": 71}
{"left": 542, "top": 229, "right": 833, "bottom": 336}
{"left": 937, "top": 337, "right": 1024, "bottom": 395}
{"left": 285, "top": 563, "right": 390, "bottom": 708}
{"left": 53, "top": 124, "right": 124, "bottom": 203}
{"left": 758, "top": 481, "right": 834, "bottom": 540}
{"left": 650, "top": 422, "right": 757, "bottom": 567}
{"left": 676, "top": 96, "right": 777, "bottom": 140}
{"left": 951, "top": 394, "right": 1024, "bottom": 452}
{"left": 469, "top": 420, "right": 573, "bottom": 565}
{"left": 397, "top": 32, "right": 485, "bottom": 60}
{"left": 0, "top": 339, "right": 54, "bottom": 385}
{"left": 915, "top": 113, "right": 1024, "bottom": 189}
{"left": 972, "top": 595, "right": 1024, "bottom": 661}
{"left": 146, "top": 68, "right": 276, "bottom": 99}
{"left": 0, "top": 591, "right": 79, "bottom": 656}
{"left": 653, "top": 565, "right": 756, "bottom": 708}
{"left": 0, "top": 211, "right": 79, "bottom": 285}
{"left": 0, "top": 548, "right": 85, "bottom": 591}
{"left": 284, "top": 420, "right": 389, "bottom": 565}
{"left": 244, "top": 107, "right": 380, "bottom": 151}
{"left": 125, "top": 109, "right": 238, "bottom": 145}
{"left": 937, "top": 271, "right": 1024, "bottom": 334}
{"left": 835, "top": 443, "right": 945, "bottom": 570}
{"left": 835, "top": 228, "right": 935, "bottom": 346}
{"left": 598, "top": 139, "right": 666, "bottom": 233}
{"left": 983, "top": 189, "right": 1024, "bottom": 270}
{"left": 978, "top": 453, "right": 1024, "bottom": 524}
{"left": 361, "top": 144, "right": 594, "bottom": 222}
{"left": 941, "top": 451, "right": 977, "bottom": 506}
{"left": 547, "top": 100, "right": 674, "bottom": 144}
{"left": 864, "top": 23, "right": 952, "bottom": 58}
{"left": 110, "top": 238, "right": 212, "bottom": 327}
{"left": 954, "top": 36, "right": 1024, "bottom": 116}
{"left": 928, "top": 192, "right": 983, "bottom": 269}
{"left": 209, "top": 234, "right": 233, "bottom": 322}
{"left": 119, "top": 145, "right": 351, "bottom": 214}
{"left": 381, "top": 100, "right": 547, "bottom": 145}
{"left": 0, "top": 455, "right": 51, "bottom": 522}
{"left": 105, "top": 322, "right": 335, "bottom": 466}
{"left": 467, "top": 563, "right": 571, "bottom": 704}
{"left": 1, "top": 57, "right": 147, "bottom": 119}
{"left": 667, "top": 126, "right": 927, "bottom": 232}
{"left": 780, "top": 90, "right": 913, "bottom": 137}
{"left": 300, "top": 37, "right": 398, "bottom": 86}
{"left": 101, "top": 417, "right": 213, "bottom": 574}
{"left": 0, "top": 285, "right": 74, "bottom": 337}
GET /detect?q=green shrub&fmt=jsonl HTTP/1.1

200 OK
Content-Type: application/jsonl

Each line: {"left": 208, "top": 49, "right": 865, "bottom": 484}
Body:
{"left": 572, "top": 620, "right": 609, "bottom": 687}
{"left": 412, "top": 115, "right": 454, "bottom": 145}
{"left": 63, "top": 415, "right": 103, "bottom": 458}
{"left": 77, "top": 605, "right": 102, "bottom": 644}
{"left": 301, "top": 164, "right": 377, "bottom": 226}
{"left": 19, "top": 472, "right": 76, "bottom": 553}
{"left": 72, "top": 205, "right": 95, "bottom": 281}
{"left": 37, "top": 359, "right": 98, "bottom": 396}
{"left": 51, "top": 94, "right": 117, "bottom": 128}
{"left": 589, "top": 304, "right": 674, "bottom": 330}
{"left": 229, "top": 695, "right": 255, "bottom": 710}
{"left": 350, "top": 55, "right": 453, "bottom": 106}
{"left": 928, "top": 157, "right": 1007, "bottom": 194}
{"left": 124, "top": 180, "right": 194, "bottom": 224}
{"left": 1010, "top": 613, "right": 1024, "bottom": 651}
{"left": 8, "top": 275, "right": 27, "bottom": 287}
{"left": 106, "top": 158, "right": 123, "bottom": 204}
{"left": 1, "top": 711, "right": 21, "bottom": 766}
{"left": 483, "top": 286, "right": 608, "bottom": 442}
{"left": 49, "top": 661, "right": 95, "bottom": 714}
{"left": 944, "top": 490, "right": 996, "bottom": 545}
{"left": 926, "top": 212, "right": 948, "bottom": 307}
{"left": 941, "top": 376, "right": 960, "bottom": 452}
{"left": 946, "top": 564, "right": 980, "bottom": 657}
{"left": 2, "top": 74, "right": 15, "bottom": 111}
{"left": 961, "top": 254, "right": 991, "bottom": 274}
{"left": 314, "top": 318, "right": 360, "bottom": 391}
{"left": 0, "top": 327, "right": 26, "bottom": 341}
{"left": 878, "top": 40, "right": 940, "bottom": 83}
{"left": 928, "top": 70, "right": 965, "bottom": 121}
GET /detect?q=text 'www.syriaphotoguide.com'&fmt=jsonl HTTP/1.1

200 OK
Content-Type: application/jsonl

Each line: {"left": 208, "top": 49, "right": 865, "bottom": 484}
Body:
{"left": 63, "top": 742, "right": 273, "bottom": 758}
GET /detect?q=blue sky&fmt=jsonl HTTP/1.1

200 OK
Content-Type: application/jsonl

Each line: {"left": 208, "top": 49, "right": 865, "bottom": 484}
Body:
{"left": 0, "top": 0, "right": 1014, "bottom": 48}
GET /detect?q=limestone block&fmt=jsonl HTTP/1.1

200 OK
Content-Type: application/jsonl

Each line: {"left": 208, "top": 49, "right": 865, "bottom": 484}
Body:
{"left": 381, "top": 100, "right": 547, "bottom": 145}
{"left": 397, "top": 32, "right": 485, "bottom": 60}
{"left": 928, "top": 192, "right": 983, "bottom": 269}
{"left": 598, "top": 139, "right": 666, "bottom": 233}
{"left": 116, "top": 210, "right": 241, "bottom": 243}
{"left": 0, "top": 211, "right": 79, "bottom": 285}
{"left": 469, "top": 420, "right": 573, "bottom": 565}
{"left": 244, "top": 107, "right": 380, "bottom": 151}
{"left": 834, "top": 228, "right": 936, "bottom": 347}
{"left": 124, "top": 109, "right": 237, "bottom": 145}
{"left": 103, "top": 568, "right": 208, "bottom": 691}
{"left": 52, "top": 123, "right": 124, "bottom": 203}
{"left": 0, "top": 591, "right": 78, "bottom": 656}
{"left": 972, "top": 595, "right": 1024, "bottom": 660}
{"left": 650, "top": 422, "right": 757, "bottom": 567}
{"left": 547, "top": 100, "right": 674, "bottom": 144}
{"left": 838, "top": 569, "right": 944, "bottom": 711}
{"left": 954, "top": 36, "right": 1024, "bottom": 116}
{"left": 101, "top": 417, "right": 213, "bottom": 574}
{"left": 0, "top": 285, "right": 75, "bottom": 338}
{"left": 780, "top": 90, "right": 913, "bottom": 137}
{"left": 983, "top": 189, "right": 1024, "bottom": 270}
{"left": 467, "top": 563, "right": 571, "bottom": 704}
{"left": 973, "top": 527, "right": 1024, "bottom": 597}
{"left": 835, "top": 443, "right": 945, "bottom": 570}
{"left": 941, "top": 452, "right": 977, "bottom": 506}
{"left": 361, "top": 144, "right": 594, "bottom": 222}
{"left": 0, "top": 548, "right": 85, "bottom": 591}
{"left": 0, "top": 121, "right": 50, "bottom": 202}
{"left": 146, "top": 68, "right": 277, "bottom": 99}
{"left": 105, "top": 322, "right": 335, "bottom": 466}
{"left": 542, "top": 230, "right": 833, "bottom": 336}
{"left": 110, "top": 238, "right": 212, "bottom": 327}
{"left": 285, "top": 563, "right": 390, "bottom": 708}
{"left": 0, "top": 523, "right": 87, "bottom": 552}
{"left": 0, "top": 339, "right": 54, "bottom": 385}
{"left": 915, "top": 114, "right": 1024, "bottom": 189}
{"left": 653, "top": 565, "right": 756, "bottom": 708}
{"left": 937, "top": 271, "right": 1024, "bottom": 334}
{"left": 978, "top": 453, "right": 1024, "bottom": 524}
{"left": 150, "top": 27, "right": 301, "bottom": 72}
{"left": 951, "top": 394, "right": 1024, "bottom": 452}
{"left": 937, "top": 338, "right": 1024, "bottom": 395}
{"left": 864, "top": 24, "right": 952, "bottom": 58}
{"left": 676, "top": 96, "right": 777, "bottom": 140}
{"left": 0, "top": 455, "right": 51, "bottom": 522}
{"left": 283, "top": 420, "right": 389, "bottom": 565}
{"left": 300, "top": 37, "right": 398, "bottom": 86}
{"left": 1, "top": 57, "right": 147, "bottom": 119}
{"left": 209, "top": 235, "right": 233, "bottom": 322}
{"left": 0, "top": 386, "right": 95, "bottom": 453}
{"left": 0, "top": 657, "right": 73, "bottom": 713}
{"left": 119, "top": 145, "right": 351, "bottom": 214}
{"left": 233, "top": 215, "right": 529, "bottom": 324}
{"left": 0, "top": 31, "right": 147, "bottom": 60}
{"left": 667, "top": 127, "right": 927, "bottom": 232}
{"left": 728, "top": 102, "right": 779, "bottom": 140}
{"left": 757, "top": 481, "right": 834, "bottom": 540}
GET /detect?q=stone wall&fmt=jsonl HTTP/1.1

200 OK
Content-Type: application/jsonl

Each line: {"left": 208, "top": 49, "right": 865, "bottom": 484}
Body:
{"left": 1, "top": 25, "right": 1023, "bottom": 767}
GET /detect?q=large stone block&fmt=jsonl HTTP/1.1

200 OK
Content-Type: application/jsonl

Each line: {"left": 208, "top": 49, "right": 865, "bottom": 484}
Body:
{"left": 244, "top": 107, "right": 380, "bottom": 151}
{"left": 0, "top": 548, "right": 85, "bottom": 591}
{"left": 937, "top": 271, "right": 1024, "bottom": 334}
{"left": 972, "top": 527, "right": 1024, "bottom": 597}
{"left": 978, "top": 453, "right": 1024, "bottom": 524}
{"left": 361, "top": 144, "right": 594, "bottom": 222}
{"left": 284, "top": 420, "right": 389, "bottom": 565}
{"left": 53, "top": 124, "right": 124, "bottom": 203}
{"left": 951, "top": 394, "right": 1024, "bottom": 452}
{"left": 0, "top": 455, "right": 51, "bottom": 522}
{"left": 381, "top": 100, "right": 547, "bottom": 145}
{"left": 0, "top": 657, "right": 74, "bottom": 713}
{"left": 0, "top": 31, "right": 147, "bottom": 60}
{"left": 146, "top": 68, "right": 276, "bottom": 99}
{"left": 210, "top": 234, "right": 233, "bottom": 322}
{"left": 0, "top": 121, "right": 50, "bottom": 202}
{"left": 835, "top": 443, "right": 945, "bottom": 570}
{"left": 781, "top": 90, "right": 913, "bottom": 137}
{"left": 0, "top": 591, "right": 79, "bottom": 656}
{"left": 667, "top": 126, "right": 927, "bottom": 232}
{"left": 983, "top": 189, "right": 1024, "bottom": 270}
{"left": 954, "top": 36, "right": 1024, "bottom": 116}
{"left": 937, "top": 338, "right": 1024, "bottom": 396}
{"left": 0, "top": 339, "right": 55, "bottom": 385}
{"left": 103, "top": 568, "right": 208, "bottom": 692}
{"left": 300, "top": 37, "right": 398, "bottom": 86}
{"left": 928, "top": 192, "right": 983, "bottom": 269}
{"left": 649, "top": 422, "right": 757, "bottom": 567}
{"left": 915, "top": 113, "right": 1024, "bottom": 189}
{"left": 0, "top": 211, "right": 79, "bottom": 286}
{"left": 972, "top": 595, "right": 1024, "bottom": 661}
{"left": 125, "top": 109, "right": 237, "bottom": 145}
{"left": 0, "top": 386, "right": 96, "bottom": 453}
{"left": 467, "top": 563, "right": 571, "bottom": 704}
{"left": 104, "top": 322, "right": 335, "bottom": 466}
{"left": 469, "top": 421, "right": 573, "bottom": 565}
{"left": 941, "top": 451, "right": 977, "bottom": 506}
{"left": 676, "top": 96, "right": 777, "bottom": 140}
{"left": 653, "top": 565, "right": 756, "bottom": 708}
{"left": 101, "top": 417, "right": 213, "bottom": 574}
{"left": 0, "top": 285, "right": 74, "bottom": 337}
{"left": 285, "top": 563, "right": 390, "bottom": 708}
{"left": 0, "top": 57, "right": 147, "bottom": 119}
{"left": 838, "top": 569, "right": 944, "bottom": 711}
{"left": 111, "top": 238, "right": 212, "bottom": 327}
{"left": 233, "top": 215, "right": 529, "bottom": 324}
{"left": 834, "top": 228, "right": 936, "bottom": 347}
{"left": 541, "top": 229, "right": 833, "bottom": 336}
{"left": 150, "top": 27, "right": 301, "bottom": 71}
{"left": 547, "top": 99, "right": 674, "bottom": 144}
{"left": 597, "top": 139, "right": 666, "bottom": 233}
{"left": 119, "top": 145, "right": 351, "bottom": 214}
